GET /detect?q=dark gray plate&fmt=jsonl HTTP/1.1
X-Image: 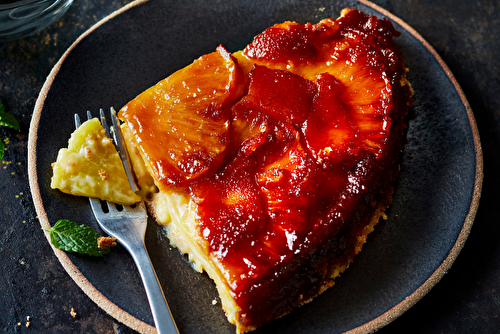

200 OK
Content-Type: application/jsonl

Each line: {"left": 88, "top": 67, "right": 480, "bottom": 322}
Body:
{"left": 28, "top": 0, "right": 482, "bottom": 333}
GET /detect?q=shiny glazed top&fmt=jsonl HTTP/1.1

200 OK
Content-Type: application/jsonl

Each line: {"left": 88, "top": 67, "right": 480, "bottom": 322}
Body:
{"left": 120, "top": 8, "right": 411, "bottom": 327}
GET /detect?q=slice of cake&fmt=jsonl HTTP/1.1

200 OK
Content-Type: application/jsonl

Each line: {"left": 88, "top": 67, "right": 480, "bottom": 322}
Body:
{"left": 118, "top": 8, "right": 412, "bottom": 333}
{"left": 51, "top": 117, "right": 141, "bottom": 205}
{"left": 52, "top": 8, "right": 411, "bottom": 333}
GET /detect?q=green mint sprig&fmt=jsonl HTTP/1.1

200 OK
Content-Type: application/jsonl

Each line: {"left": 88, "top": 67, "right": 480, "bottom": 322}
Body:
{"left": 0, "top": 103, "right": 20, "bottom": 159}
{"left": 42, "top": 219, "right": 112, "bottom": 257}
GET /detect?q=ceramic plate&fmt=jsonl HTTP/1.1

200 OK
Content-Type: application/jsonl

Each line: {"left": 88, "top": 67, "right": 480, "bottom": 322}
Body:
{"left": 28, "top": 0, "right": 482, "bottom": 333}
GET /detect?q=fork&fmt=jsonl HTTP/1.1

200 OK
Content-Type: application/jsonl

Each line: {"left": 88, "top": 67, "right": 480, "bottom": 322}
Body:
{"left": 75, "top": 108, "right": 179, "bottom": 334}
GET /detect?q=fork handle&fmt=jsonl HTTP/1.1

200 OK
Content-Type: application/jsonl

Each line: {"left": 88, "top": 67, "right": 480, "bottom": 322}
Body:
{"left": 130, "top": 244, "right": 180, "bottom": 334}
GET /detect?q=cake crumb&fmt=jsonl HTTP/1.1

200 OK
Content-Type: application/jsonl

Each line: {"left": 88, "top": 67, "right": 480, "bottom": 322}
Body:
{"left": 98, "top": 169, "right": 110, "bottom": 180}
{"left": 212, "top": 299, "right": 218, "bottom": 305}
{"left": 97, "top": 236, "right": 117, "bottom": 249}
{"left": 70, "top": 307, "right": 77, "bottom": 318}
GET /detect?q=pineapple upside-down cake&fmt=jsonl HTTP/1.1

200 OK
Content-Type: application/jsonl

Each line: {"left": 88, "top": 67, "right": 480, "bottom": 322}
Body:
{"left": 53, "top": 8, "right": 413, "bottom": 334}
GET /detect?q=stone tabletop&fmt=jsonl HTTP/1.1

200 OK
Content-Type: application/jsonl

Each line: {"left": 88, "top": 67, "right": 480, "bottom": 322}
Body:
{"left": 1, "top": 0, "right": 499, "bottom": 333}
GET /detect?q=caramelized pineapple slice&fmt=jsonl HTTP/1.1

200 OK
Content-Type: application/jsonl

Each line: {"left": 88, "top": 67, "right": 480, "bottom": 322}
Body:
{"left": 238, "top": 8, "right": 408, "bottom": 164}
{"left": 119, "top": 45, "right": 244, "bottom": 190}
{"left": 51, "top": 118, "right": 141, "bottom": 205}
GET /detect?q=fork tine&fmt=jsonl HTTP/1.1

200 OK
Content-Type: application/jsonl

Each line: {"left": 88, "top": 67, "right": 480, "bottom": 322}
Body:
{"left": 105, "top": 202, "right": 121, "bottom": 214}
{"left": 74, "top": 114, "right": 81, "bottom": 129}
{"left": 99, "top": 108, "right": 111, "bottom": 138}
{"left": 109, "top": 107, "right": 139, "bottom": 192}
{"left": 89, "top": 197, "right": 103, "bottom": 214}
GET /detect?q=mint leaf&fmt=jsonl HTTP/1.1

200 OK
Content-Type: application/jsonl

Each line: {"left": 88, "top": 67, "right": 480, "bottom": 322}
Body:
{"left": 0, "top": 104, "right": 20, "bottom": 131}
{"left": 42, "top": 219, "right": 111, "bottom": 256}
{"left": 0, "top": 139, "right": 3, "bottom": 159}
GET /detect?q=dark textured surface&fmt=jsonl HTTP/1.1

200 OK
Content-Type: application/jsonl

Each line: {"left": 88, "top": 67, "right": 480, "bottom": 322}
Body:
{"left": 0, "top": 1, "right": 496, "bottom": 333}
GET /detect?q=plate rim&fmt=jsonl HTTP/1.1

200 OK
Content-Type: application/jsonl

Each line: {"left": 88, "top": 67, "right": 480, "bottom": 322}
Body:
{"left": 27, "top": 0, "right": 483, "bottom": 333}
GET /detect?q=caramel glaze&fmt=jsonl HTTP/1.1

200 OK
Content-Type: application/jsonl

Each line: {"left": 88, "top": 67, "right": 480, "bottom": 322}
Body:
{"left": 191, "top": 10, "right": 411, "bottom": 329}
{"left": 121, "top": 8, "right": 412, "bottom": 332}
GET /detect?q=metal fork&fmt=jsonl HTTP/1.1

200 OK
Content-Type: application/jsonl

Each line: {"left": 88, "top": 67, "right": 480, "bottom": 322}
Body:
{"left": 75, "top": 108, "right": 179, "bottom": 334}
